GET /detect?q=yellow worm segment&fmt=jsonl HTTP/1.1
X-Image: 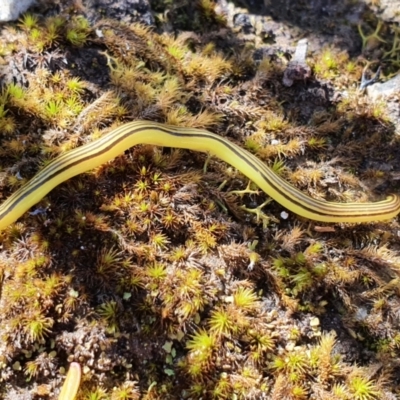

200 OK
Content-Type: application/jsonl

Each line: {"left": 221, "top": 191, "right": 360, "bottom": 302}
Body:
{"left": 0, "top": 120, "right": 399, "bottom": 229}
{"left": 58, "top": 362, "right": 81, "bottom": 400}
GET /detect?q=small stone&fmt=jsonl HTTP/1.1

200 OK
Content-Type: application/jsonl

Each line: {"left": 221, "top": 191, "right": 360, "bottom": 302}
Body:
{"left": 83, "top": 365, "right": 91, "bottom": 374}
{"left": 285, "top": 341, "right": 296, "bottom": 351}
{"left": 280, "top": 211, "right": 289, "bottom": 220}
{"left": 367, "top": 73, "right": 400, "bottom": 100}
{"left": 310, "top": 317, "right": 320, "bottom": 327}
{"left": 233, "top": 13, "right": 255, "bottom": 34}
{"left": 0, "top": 0, "right": 35, "bottom": 21}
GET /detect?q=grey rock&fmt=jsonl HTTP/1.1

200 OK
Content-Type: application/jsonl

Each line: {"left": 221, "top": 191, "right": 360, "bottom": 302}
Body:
{"left": 0, "top": 0, "right": 35, "bottom": 21}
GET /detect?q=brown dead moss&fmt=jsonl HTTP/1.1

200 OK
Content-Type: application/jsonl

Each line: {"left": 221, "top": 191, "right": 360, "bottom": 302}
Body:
{"left": 0, "top": 2, "right": 399, "bottom": 399}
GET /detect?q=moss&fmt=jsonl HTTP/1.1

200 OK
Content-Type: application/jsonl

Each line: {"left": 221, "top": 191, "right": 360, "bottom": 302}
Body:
{"left": 0, "top": 1, "right": 400, "bottom": 399}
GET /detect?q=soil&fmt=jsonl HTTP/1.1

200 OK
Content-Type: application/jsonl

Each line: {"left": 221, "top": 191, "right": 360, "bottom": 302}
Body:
{"left": 0, "top": 0, "right": 400, "bottom": 399}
